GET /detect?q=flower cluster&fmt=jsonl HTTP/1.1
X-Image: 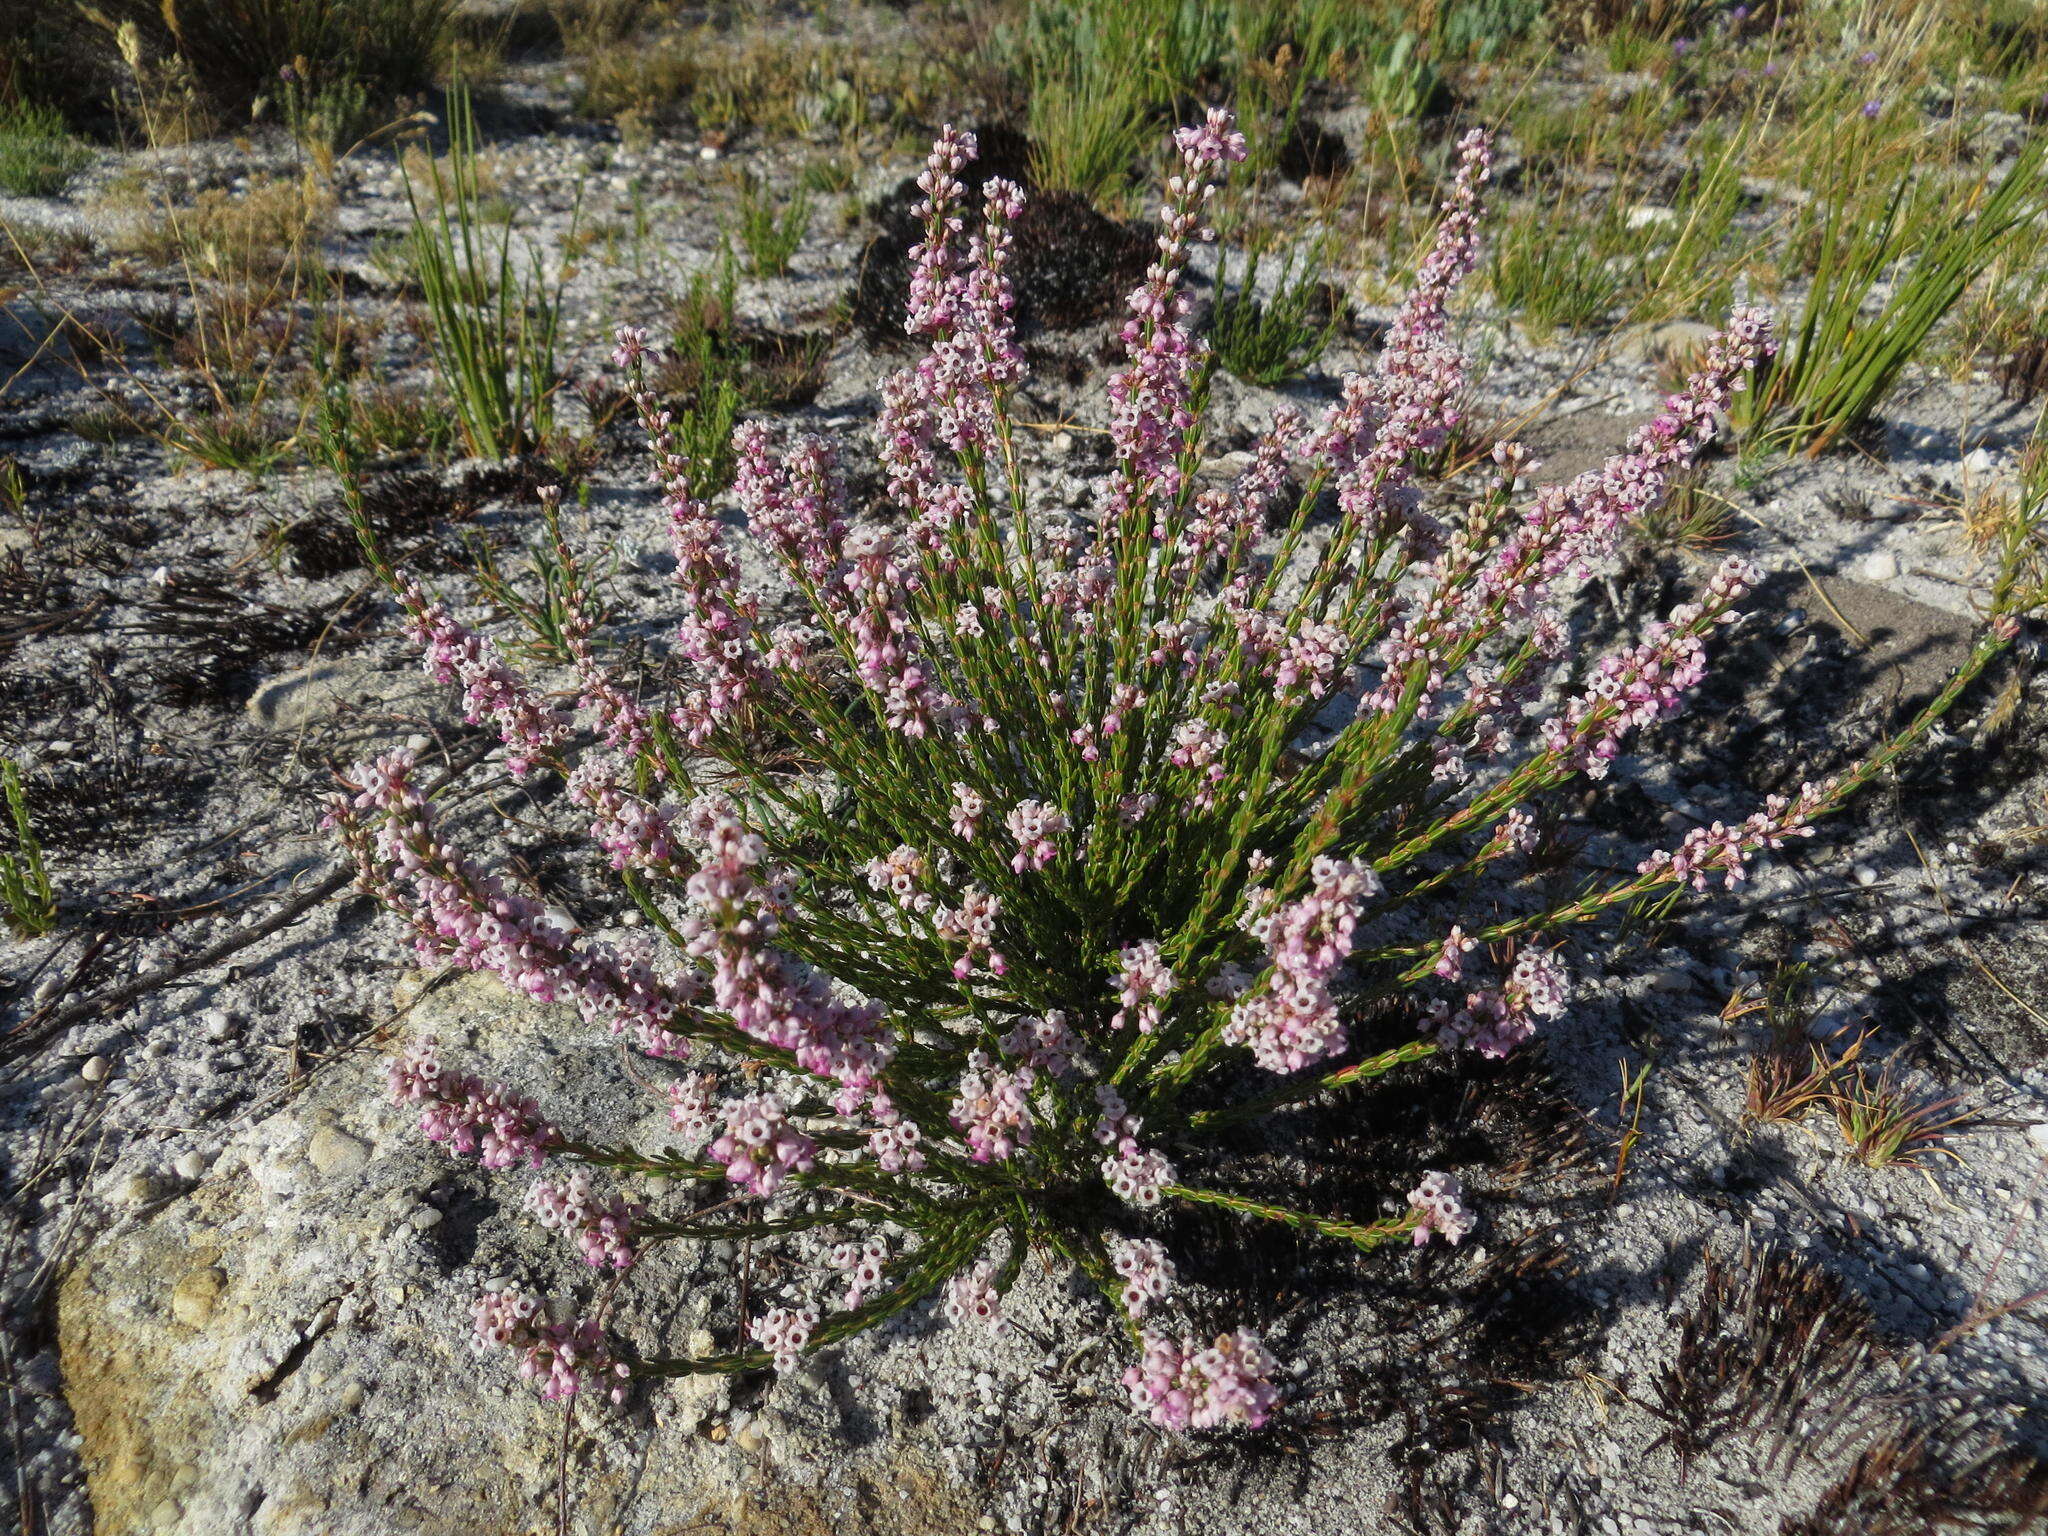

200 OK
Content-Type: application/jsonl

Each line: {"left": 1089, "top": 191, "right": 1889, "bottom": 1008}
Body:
{"left": 473, "top": 1289, "right": 630, "bottom": 1403}
{"left": 527, "top": 1169, "right": 642, "bottom": 1270}
{"left": 332, "top": 106, "right": 2016, "bottom": 1441}
{"left": 1124, "top": 1330, "right": 1279, "bottom": 1431}
{"left": 949, "top": 1050, "right": 1036, "bottom": 1163}
{"left": 388, "top": 1037, "right": 562, "bottom": 1171}
{"left": 710, "top": 1092, "right": 817, "bottom": 1197}
{"left": 1103, "top": 1138, "right": 1175, "bottom": 1207}
{"left": 1111, "top": 1238, "right": 1177, "bottom": 1318}
{"left": 1407, "top": 1171, "right": 1477, "bottom": 1247}
{"left": 750, "top": 1305, "right": 819, "bottom": 1373}
{"left": 943, "top": 1259, "right": 1008, "bottom": 1334}
{"left": 827, "top": 1236, "right": 891, "bottom": 1309}
{"left": 1225, "top": 858, "right": 1380, "bottom": 1073}
{"left": 1111, "top": 942, "right": 1178, "bottom": 1033}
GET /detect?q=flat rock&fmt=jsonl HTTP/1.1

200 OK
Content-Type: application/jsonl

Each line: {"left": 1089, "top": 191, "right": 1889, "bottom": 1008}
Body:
{"left": 56, "top": 973, "right": 982, "bottom": 1536}
{"left": 244, "top": 660, "right": 443, "bottom": 733}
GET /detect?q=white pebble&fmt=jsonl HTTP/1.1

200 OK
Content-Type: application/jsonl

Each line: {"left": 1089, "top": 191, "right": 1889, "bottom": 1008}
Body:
{"left": 80, "top": 1055, "right": 109, "bottom": 1083}
{"left": 410, "top": 1206, "right": 443, "bottom": 1230}
{"left": 1857, "top": 551, "right": 1900, "bottom": 582}
{"left": 174, "top": 1151, "right": 208, "bottom": 1182}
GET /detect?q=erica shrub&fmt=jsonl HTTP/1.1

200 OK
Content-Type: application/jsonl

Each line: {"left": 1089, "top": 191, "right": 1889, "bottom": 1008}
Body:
{"left": 329, "top": 110, "right": 2025, "bottom": 1429}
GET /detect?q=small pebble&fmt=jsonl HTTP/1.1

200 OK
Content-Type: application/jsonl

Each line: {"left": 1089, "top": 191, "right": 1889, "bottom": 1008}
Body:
{"left": 1857, "top": 551, "right": 1900, "bottom": 582}
{"left": 307, "top": 1126, "right": 371, "bottom": 1178}
{"left": 173, "top": 1151, "right": 208, "bottom": 1182}
{"left": 409, "top": 1206, "right": 443, "bottom": 1230}
{"left": 80, "top": 1056, "right": 109, "bottom": 1083}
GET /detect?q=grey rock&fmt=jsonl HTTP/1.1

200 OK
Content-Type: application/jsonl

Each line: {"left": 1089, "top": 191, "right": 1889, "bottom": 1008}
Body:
{"left": 306, "top": 1127, "right": 371, "bottom": 1178}
{"left": 57, "top": 974, "right": 981, "bottom": 1536}
{"left": 244, "top": 661, "right": 440, "bottom": 733}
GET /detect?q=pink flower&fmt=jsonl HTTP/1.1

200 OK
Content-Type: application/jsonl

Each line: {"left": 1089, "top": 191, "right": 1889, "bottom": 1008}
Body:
{"left": 750, "top": 1304, "right": 819, "bottom": 1372}
{"left": 1005, "top": 799, "right": 1070, "bottom": 873}
{"left": 1223, "top": 857, "right": 1381, "bottom": 1073}
{"left": 827, "top": 1236, "right": 891, "bottom": 1309}
{"left": 400, "top": 583, "right": 567, "bottom": 777}
{"left": 943, "top": 1258, "right": 1008, "bottom": 1333}
{"left": 1110, "top": 1237, "right": 1177, "bottom": 1318}
{"left": 474, "top": 1289, "right": 630, "bottom": 1403}
{"left": 709, "top": 1093, "right": 816, "bottom": 1197}
{"left": 1407, "top": 1171, "right": 1476, "bottom": 1246}
{"left": 389, "top": 1037, "right": 563, "bottom": 1170}
{"left": 666, "top": 1071, "right": 717, "bottom": 1148}
{"left": 936, "top": 884, "right": 1005, "bottom": 978}
{"left": 527, "top": 1169, "right": 642, "bottom": 1271}
{"left": 1124, "top": 1328, "right": 1279, "bottom": 1431}
{"left": 1003, "top": 1011, "right": 1079, "bottom": 1077}
{"left": 1638, "top": 779, "right": 1831, "bottom": 890}
{"left": 950, "top": 782, "right": 985, "bottom": 840}
{"left": 949, "top": 1050, "right": 1035, "bottom": 1163}
{"left": 1111, "top": 941, "right": 1178, "bottom": 1033}
{"left": 1103, "top": 1138, "right": 1175, "bottom": 1207}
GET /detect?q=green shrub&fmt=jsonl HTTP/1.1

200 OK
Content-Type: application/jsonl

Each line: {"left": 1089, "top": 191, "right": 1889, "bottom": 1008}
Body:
{"left": 1487, "top": 203, "right": 1630, "bottom": 337}
{"left": 732, "top": 175, "right": 811, "bottom": 279}
{"left": 0, "top": 101, "right": 92, "bottom": 196}
{"left": 1738, "top": 131, "right": 2048, "bottom": 455}
{"left": 0, "top": 758, "right": 56, "bottom": 938}
{"left": 402, "top": 86, "right": 572, "bottom": 460}
{"left": 92, "top": 0, "right": 455, "bottom": 121}
{"left": 1209, "top": 241, "right": 1339, "bottom": 384}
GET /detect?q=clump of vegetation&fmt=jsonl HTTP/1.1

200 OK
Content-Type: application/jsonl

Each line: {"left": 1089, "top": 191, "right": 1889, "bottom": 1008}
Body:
{"left": 401, "top": 88, "right": 572, "bottom": 460}
{"left": 89, "top": 0, "right": 454, "bottom": 123}
{"left": 1738, "top": 131, "right": 2048, "bottom": 456}
{"left": 0, "top": 100, "right": 92, "bottom": 196}
{"left": 327, "top": 111, "right": 2042, "bottom": 1429}
{"left": 1831, "top": 1061, "right": 1973, "bottom": 1169}
{"left": 731, "top": 174, "right": 811, "bottom": 278}
{"left": 1208, "top": 240, "right": 1340, "bottom": 385}
{"left": 0, "top": 757, "right": 56, "bottom": 937}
